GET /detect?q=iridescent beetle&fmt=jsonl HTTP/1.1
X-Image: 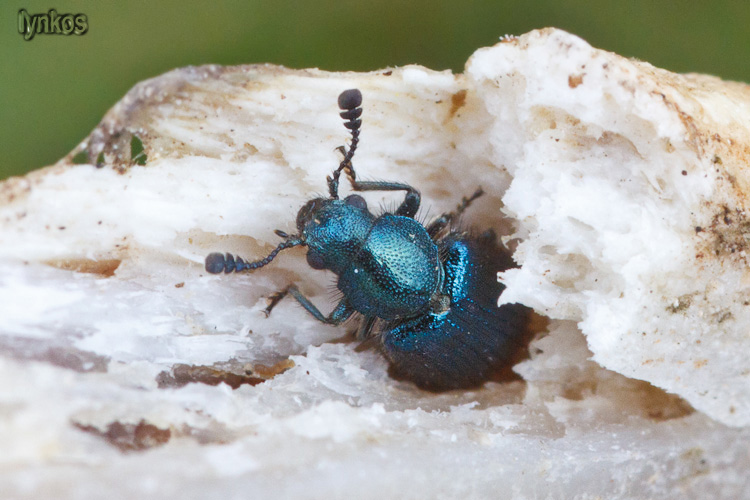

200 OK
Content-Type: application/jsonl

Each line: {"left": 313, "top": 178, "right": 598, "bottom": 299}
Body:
{"left": 206, "top": 89, "right": 530, "bottom": 391}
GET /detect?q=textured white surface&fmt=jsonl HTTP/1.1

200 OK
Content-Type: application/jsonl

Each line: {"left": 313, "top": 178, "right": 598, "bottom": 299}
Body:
{"left": 2, "top": 28, "right": 750, "bottom": 498}
{"left": 469, "top": 30, "right": 750, "bottom": 427}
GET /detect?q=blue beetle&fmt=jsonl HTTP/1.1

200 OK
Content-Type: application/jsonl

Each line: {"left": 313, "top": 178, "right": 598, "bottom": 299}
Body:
{"left": 205, "top": 89, "right": 530, "bottom": 391}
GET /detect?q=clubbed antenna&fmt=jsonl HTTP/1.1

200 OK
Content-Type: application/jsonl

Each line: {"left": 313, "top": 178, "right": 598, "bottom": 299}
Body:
{"left": 328, "top": 88, "right": 363, "bottom": 198}
{"left": 205, "top": 236, "right": 303, "bottom": 274}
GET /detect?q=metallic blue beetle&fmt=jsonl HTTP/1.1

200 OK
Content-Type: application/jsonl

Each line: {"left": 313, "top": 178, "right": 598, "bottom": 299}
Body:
{"left": 206, "top": 89, "right": 530, "bottom": 391}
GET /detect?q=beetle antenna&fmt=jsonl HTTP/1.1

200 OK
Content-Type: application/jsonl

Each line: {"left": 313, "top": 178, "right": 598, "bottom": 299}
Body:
{"left": 328, "top": 88, "right": 363, "bottom": 198}
{"left": 205, "top": 236, "right": 303, "bottom": 274}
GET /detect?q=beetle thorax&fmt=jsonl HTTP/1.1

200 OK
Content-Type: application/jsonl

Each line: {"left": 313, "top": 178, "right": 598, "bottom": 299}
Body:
{"left": 297, "top": 197, "right": 375, "bottom": 274}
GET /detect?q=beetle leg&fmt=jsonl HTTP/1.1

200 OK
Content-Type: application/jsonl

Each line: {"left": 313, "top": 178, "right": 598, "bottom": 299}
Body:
{"left": 264, "top": 285, "right": 354, "bottom": 325}
{"left": 355, "top": 315, "right": 377, "bottom": 340}
{"left": 345, "top": 174, "right": 421, "bottom": 218}
{"left": 262, "top": 289, "right": 289, "bottom": 317}
{"left": 426, "top": 187, "right": 484, "bottom": 238}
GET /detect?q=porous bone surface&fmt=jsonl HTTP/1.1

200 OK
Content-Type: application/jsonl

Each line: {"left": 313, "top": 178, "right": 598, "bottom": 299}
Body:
{"left": 2, "top": 28, "right": 749, "bottom": 499}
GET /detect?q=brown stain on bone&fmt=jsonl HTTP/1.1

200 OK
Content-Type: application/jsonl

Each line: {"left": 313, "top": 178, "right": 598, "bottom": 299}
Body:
{"left": 73, "top": 420, "right": 171, "bottom": 452}
{"left": 448, "top": 89, "right": 468, "bottom": 118}
{"left": 568, "top": 74, "right": 584, "bottom": 88}
{"left": 248, "top": 358, "right": 296, "bottom": 379}
{"left": 46, "top": 258, "right": 122, "bottom": 277}
{"left": 156, "top": 358, "right": 295, "bottom": 390}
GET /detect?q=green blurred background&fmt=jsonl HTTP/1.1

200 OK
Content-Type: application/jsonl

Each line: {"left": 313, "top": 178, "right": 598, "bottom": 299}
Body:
{"left": 2, "top": 1, "right": 749, "bottom": 180}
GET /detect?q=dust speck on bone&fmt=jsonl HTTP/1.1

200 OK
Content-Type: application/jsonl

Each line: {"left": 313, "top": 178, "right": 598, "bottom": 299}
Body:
{"left": 205, "top": 88, "right": 533, "bottom": 391}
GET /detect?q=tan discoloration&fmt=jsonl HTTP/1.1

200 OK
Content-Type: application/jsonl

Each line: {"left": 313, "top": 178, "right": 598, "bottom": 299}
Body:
{"left": 448, "top": 89, "right": 467, "bottom": 118}
{"left": 73, "top": 420, "right": 171, "bottom": 452}
{"left": 568, "top": 74, "right": 584, "bottom": 88}
{"left": 46, "top": 258, "right": 121, "bottom": 277}
{"left": 156, "top": 358, "right": 295, "bottom": 389}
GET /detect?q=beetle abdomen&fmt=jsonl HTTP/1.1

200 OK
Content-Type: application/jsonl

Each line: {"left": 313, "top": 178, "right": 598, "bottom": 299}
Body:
{"left": 380, "top": 232, "right": 531, "bottom": 391}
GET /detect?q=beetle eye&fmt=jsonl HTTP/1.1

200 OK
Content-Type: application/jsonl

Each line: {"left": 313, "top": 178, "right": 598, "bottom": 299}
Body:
{"left": 306, "top": 251, "right": 325, "bottom": 270}
{"left": 344, "top": 194, "right": 367, "bottom": 210}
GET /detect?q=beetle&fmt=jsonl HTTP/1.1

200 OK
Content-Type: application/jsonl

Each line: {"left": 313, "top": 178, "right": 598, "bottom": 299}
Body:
{"left": 205, "top": 89, "right": 531, "bottom": 391}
